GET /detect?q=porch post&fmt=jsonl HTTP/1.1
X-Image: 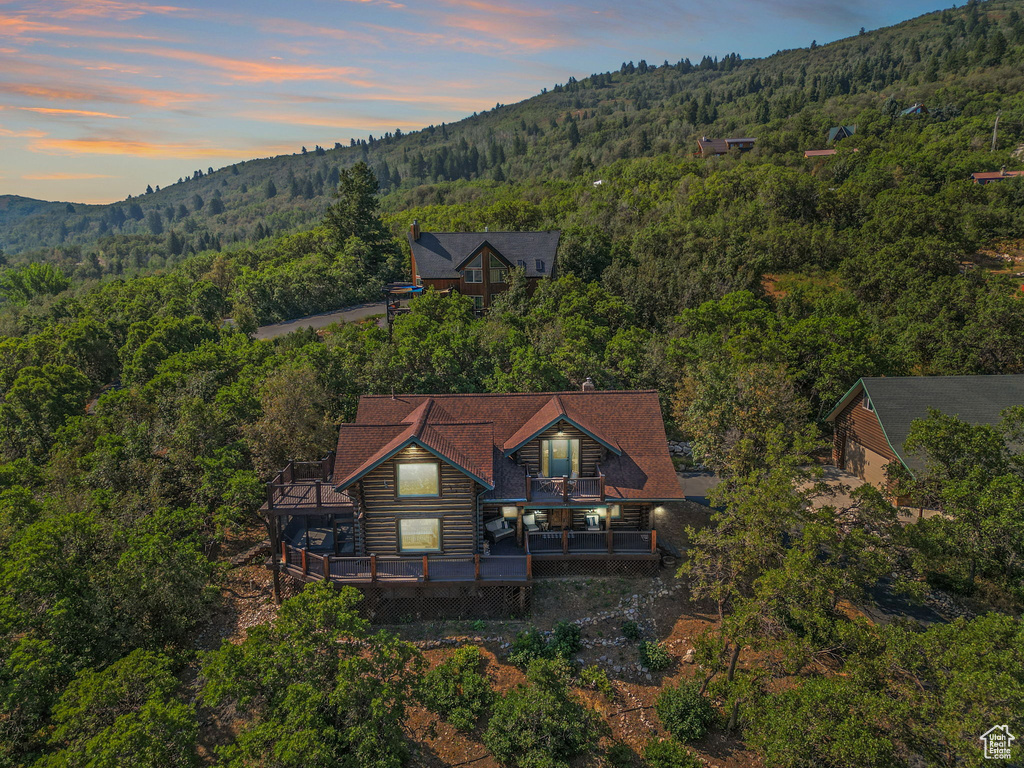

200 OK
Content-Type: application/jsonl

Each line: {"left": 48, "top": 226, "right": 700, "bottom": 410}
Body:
{"left": 562, "top": 475, "right": 569, "bottom": 503}
{"left": 517, "top": 506, "right": 524, "bottom": 546}
{"left": 606, "top": 525, "right": 613, "bottom": 554}
{"left": 561, "top": 527, "right": 568, "bottom": 555}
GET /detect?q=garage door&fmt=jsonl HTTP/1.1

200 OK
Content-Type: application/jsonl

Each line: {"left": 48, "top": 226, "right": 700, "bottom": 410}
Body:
{"left": 843, "top": 436, "right": 892, "bottom": 488}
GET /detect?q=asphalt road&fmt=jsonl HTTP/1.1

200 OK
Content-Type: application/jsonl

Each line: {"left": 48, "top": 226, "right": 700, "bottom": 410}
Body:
{"left": 253, "top": 302, "right": 386, "bottom": 340}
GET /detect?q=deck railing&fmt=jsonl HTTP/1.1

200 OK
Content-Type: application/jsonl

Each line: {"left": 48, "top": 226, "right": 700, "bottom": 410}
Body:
{"left": 266, "top": 452, "right": 348, "bottom": 512}
{"left": 525, "top": 529, "right": 657, "bottom": 555}
{"left": 524, "top": 467, "right": 606, "bottom": 502}
{"left": 280, "top": 544, "right": 531, "bottom": 584}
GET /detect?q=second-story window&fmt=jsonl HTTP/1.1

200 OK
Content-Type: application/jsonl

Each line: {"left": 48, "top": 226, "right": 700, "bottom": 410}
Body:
{"left": 397, "top": 462, "right": 440, "bottom": 497}
{"left": 489, "top": 254, "right": 508, "bottom": 283}
{"left": 464, "top": 255, "right": 482, "bottom": 283}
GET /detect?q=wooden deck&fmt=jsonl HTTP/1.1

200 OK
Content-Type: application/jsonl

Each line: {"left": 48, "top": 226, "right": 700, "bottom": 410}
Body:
{"left": 280, "top": 544, "right": 530, "bottom": 585}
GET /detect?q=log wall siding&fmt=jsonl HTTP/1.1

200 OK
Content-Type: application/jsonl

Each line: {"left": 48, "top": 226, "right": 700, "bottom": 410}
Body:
{"left": 358, "top": 445, "right": 478, "bottom": 556}
{"left": 831, "top": 392, "right": 897, "bottom": 468}
{"left": 516, "top": 422, "right": 604, "bottom": 476}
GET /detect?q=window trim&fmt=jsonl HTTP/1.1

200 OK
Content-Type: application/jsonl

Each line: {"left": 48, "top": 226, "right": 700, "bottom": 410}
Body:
{"left": 540, "top": 437, "right": 581, "bottom": 477}
{"left": 395, "top": 461, "right": 441, "bottom": 498}
{"left": 397, "top": 517, "right": 442, "bottom": 552}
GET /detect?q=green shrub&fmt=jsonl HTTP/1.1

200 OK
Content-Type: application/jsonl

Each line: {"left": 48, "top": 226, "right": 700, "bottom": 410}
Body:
{"left": 639, "top": 641, "right": 672, "bottom": 672}
{"left": 579, "top": 664, "right": 614, "bottom": 701}
{"left": 482, "top": 658, "right": 602, "bottom": 768}
{"left": 508, "top": 621, "right": 583, "bottom": 667}
{"left": 508, "top": 628, "right": 549, "bottom": 667}
{"left": 643, "top": 738, "right": 702, "bottom": 768}
{"left": 605, "top": 742, "right": 636, "bottom": 767}
{"left": 550, "top": 620, "right": 582, "bottom": 660}
{"left": 622, "top": 620, "right": 643, "bottom": 641}
{"left": 417, "top": 645, "right": 493, "bottom": 730}
{"left": 655, "top": 681, "right": 715, "bottom": 743}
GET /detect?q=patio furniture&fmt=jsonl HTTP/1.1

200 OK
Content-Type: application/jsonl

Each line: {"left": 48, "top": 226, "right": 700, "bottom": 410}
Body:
{"left": 485, "top": 518, "right": 515, "bottom": 544}
{"left": 522, "top": 513, "right": 541, "bottom": 532}
{"left": 585, "top": 513, "right": 602, "bottom": 531}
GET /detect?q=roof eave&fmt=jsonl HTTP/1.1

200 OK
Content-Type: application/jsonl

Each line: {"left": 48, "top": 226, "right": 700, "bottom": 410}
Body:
{"left": 503, "top": 414, "right": 623, "bottom": 458}
{"left": 334, "top": 436, "right": 495, "bottom": 492}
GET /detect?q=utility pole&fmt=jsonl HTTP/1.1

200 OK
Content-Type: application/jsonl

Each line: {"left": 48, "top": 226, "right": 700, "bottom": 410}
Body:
{"left": 992, "top": 111, "right": 1001, "bottom": 152}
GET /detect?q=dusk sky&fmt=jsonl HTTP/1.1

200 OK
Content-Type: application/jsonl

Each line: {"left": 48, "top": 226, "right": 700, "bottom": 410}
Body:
{"left": 1, "top": 0, "right": 950, "bottom": 204}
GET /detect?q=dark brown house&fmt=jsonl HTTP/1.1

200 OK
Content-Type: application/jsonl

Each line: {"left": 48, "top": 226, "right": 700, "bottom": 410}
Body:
{"left": 826, "top": 375, "right": 1024, "bottom": 494}
{"left": 264, "top": 387, "right": 683, "bottom": 617}
{"left": 697, "top": 136, "right": 756, "bottom": 157}
{"left": 408, "top": 223, "right": 560, "bottom": 311}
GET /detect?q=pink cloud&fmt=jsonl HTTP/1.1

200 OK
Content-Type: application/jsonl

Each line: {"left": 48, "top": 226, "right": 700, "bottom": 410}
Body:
{"left": 18, "top": 106, "right": 128, "bottom": 118}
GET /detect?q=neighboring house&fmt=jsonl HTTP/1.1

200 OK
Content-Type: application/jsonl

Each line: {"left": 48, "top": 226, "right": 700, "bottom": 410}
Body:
{"left": 900, "top": 102, "right": 928, "bottom": 116}
{"left": 826, "top": 375, "right": 1024, "bottom": 496}
{"left": 972, "top": 168, "right": 1024, "bottom": 184}
{"left": 697, "top": 136, "right": 756, "bottom": 157}
{"left": 265, "top": 385, "right": 684, "bottom": 617}
{"left": 828, "top": 124, "right": 856, "bottom": 142}
{"left": 407, "top": 222, "right": 560, "bottom": 311}
{"left": 804, "top": 147, "right": 859, "bottom": 158}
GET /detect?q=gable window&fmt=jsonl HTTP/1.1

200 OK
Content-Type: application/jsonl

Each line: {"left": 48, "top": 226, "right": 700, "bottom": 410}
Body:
{"left": 541, "top": 437, "right": 580, "bottom": 477}
{"left": 489, "top": 254, "right": 508, "bottom": 283}
{"left": 396, "top": 462, "right": 440, "bottom": 497}
{"left": 399, "top": 518, "right": 441, "bottom": 551}
{"left": 464, "top": 255, "right": 482, "bottom": 283}
{"left": 861, "top": 395, "right": 874, "bottom": 412}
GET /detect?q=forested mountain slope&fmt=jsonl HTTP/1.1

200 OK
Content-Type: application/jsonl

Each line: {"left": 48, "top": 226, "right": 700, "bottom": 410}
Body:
{"left": 2, "top": 0, "right": 1023, "bottom": 265}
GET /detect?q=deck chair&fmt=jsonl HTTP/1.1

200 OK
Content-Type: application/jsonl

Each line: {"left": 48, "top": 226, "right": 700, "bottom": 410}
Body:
{"left": 585, "top": 513, "right": 602, "bottom": 531}
{"left": 522, "top": 513, "right": 540, "bottom": 532}
{"left": 484, "top": 517, "right": 515, "bottom": 544}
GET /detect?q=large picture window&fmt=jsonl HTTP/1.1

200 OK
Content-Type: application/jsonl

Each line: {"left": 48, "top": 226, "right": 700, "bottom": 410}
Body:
{"left": 399, "top": 518, "right": 441, "bottom": 551}
{"left": 396, "top": 463, "right": 440, "bottom": 497}
{"left": 541, "top": 438, "right": 580, "bottom": 477}
{"left": 464, "top": 255, "right": 483, "bottom": 283}
{"left": 489, "top": 254, "right": 508, "bottom": 283}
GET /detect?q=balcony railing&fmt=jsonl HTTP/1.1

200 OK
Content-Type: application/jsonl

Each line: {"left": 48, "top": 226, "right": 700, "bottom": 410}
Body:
{"left": 525, "top": 466, "right": 606, "bottom": 502}
{"left": 525, "top": 529, "right": 656, "bottom": 555}
{"left": 281, "top": 543, "right": 530, "bottom": 584}
{"left": 266, "top": 453, "right": 352, "bottom": 513}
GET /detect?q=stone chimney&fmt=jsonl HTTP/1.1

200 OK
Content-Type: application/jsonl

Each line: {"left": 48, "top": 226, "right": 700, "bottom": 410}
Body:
{"left": 581, "top": 376, "right": 595, "bottom": 392}
{"left": 1001, "top": 166, "right": 1007, "bottom": 176}
{"left": 410, "top": 220, "right": 421, "bottom": 241}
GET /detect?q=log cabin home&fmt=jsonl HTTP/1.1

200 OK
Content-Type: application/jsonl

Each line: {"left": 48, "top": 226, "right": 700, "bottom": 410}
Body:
{"left": 826, "top": 375, "right": 1024, "bottom": 502}
{"left": 265, "top": 385, "right": 684, "bottom": 617}
{"left": 407, "top": 223, "right": 560, "bottom": 311}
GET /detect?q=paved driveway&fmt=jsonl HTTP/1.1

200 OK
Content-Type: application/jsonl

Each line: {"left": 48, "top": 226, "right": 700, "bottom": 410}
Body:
{"left": 254, "top": 303, "right": 386, "bottom": 340}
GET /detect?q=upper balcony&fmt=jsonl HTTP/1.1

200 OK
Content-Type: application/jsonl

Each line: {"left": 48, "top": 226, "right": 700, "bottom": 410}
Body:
{"left": 265, "top": 454, "right": 353, "bottom": 515}
{"left": 525, "top": 466, "right": 606, "bottom": 503}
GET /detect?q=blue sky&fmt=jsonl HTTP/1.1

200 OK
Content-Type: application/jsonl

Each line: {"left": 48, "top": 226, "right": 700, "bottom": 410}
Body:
{"left": 0, "top": 0, "right": 950, "bottom": 203}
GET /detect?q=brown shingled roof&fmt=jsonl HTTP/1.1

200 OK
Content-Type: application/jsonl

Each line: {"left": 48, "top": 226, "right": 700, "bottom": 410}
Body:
{"left": 335, "top": 390, "right": 683, "bottom": 501}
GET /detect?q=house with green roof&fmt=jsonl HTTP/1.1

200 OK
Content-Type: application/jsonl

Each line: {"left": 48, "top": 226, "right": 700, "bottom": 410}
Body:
{"left": 825, "top": 374, "right": 1024, "bottom": 495}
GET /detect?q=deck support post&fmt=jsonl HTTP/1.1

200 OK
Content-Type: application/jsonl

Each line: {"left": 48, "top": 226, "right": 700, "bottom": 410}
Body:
{"left": 301, "top": 548, "right": 308, "bottom": 576}
{"left": 526, "top": 554, "right": 532, "bottom": 580}
{"left": 606, "top": 526, "right": 614, "bottom": 554}
{"left": 322, "top": 554, "right": 330, "bottom": 580}
{"left": 650, "top": 529, "right": 657, "bottom": 554}
{"left": 370, "top": 554, "right": 377, "bottom": 582}
{"left": 474, "top": 553, "right": 481, "bottom": 580}
{"left": 562, "top": 528, "right": 568, "bottom": 555}
{"left": 422, "top": 555, "right": 429, "bottom": 582}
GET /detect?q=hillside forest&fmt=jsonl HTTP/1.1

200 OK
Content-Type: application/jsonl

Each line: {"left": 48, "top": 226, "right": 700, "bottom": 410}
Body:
{"left": 1, "top": 1, "right": 1023, "bottom": 767}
